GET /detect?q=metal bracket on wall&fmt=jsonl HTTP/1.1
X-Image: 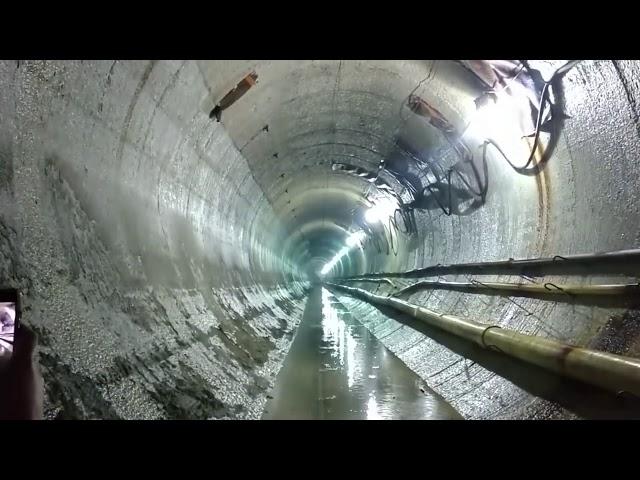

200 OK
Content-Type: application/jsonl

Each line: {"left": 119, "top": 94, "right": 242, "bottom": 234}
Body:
{"left": 210, "top": 71, "right": 258, "bottom": 123}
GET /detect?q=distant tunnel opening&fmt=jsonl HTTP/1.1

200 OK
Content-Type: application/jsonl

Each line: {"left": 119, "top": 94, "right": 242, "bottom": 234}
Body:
{"left": 1, "top": 60, "right": 639, "bottom": 419}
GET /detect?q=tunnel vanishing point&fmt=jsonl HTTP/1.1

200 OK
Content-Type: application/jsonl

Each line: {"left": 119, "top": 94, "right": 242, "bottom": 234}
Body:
{"left": 1, "top": 60, "right": 640, "bottom": 420}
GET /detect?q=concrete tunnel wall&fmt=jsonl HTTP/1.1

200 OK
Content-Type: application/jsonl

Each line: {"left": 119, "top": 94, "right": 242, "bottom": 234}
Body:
{"left": 0, "top": 60, "right": 639, "bottom": 419}
{"left": 0, "top": 60, "right": 309, "bottom": 419}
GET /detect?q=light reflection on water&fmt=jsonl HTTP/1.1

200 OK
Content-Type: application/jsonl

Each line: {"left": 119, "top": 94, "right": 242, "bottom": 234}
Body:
{"left": 262, "top": 287, "right": 462, "bottom": 420}
{"left": 321, "top": 288, "right": 358, "bottom": 389}
{"left": 367, "top": 393, "right": 383, "bottom": 420}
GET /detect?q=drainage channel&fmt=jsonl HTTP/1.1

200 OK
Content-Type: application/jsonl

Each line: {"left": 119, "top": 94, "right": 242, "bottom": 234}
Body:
{"left": 262, "top": 286, "right": 461, "bottom": 420}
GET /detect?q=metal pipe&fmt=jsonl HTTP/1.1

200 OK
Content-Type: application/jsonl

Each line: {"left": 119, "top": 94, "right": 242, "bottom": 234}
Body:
{"left": 340, "top": 278, "right": 397, "bottom": 288}
{"left": 392, "top": 279, "right": 640, "bottom": 297}
{"left": 325, "top": 282, "right": 640, "bottom": 397}
{"left": 337, "top": 248, "right": 640, "bottom": 280}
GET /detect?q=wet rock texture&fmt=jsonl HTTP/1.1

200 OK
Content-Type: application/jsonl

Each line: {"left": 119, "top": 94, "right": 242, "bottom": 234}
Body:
{"left": 1, "top": 60, "right": 638, "bottom": 419}
{"left": 0, "top": 60, "right": 306, "bottom": 419}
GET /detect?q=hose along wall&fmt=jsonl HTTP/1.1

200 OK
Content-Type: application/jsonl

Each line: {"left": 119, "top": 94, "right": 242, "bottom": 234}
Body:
{"left": 328, "top": 60, "right": 640, "bottom": 419}
{"left": 0, "top": 60, "right": 639, "bottom": 419}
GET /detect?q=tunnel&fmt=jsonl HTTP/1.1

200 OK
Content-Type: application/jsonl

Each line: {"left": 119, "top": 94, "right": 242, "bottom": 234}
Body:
{"left": 0, "top": 60, "right": 639, "bottom": 419}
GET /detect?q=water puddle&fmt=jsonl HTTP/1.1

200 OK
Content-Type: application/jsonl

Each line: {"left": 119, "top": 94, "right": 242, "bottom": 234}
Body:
{"left": 262, "top": 287, "right": 462, "bottom": 420}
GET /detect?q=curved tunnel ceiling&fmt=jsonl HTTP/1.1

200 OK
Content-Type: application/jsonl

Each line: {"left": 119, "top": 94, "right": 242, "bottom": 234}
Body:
{"left": 202, "top": 60, "right": 484, "bottom": 279}
{"left": 2, "top": 59, "right": 639, "bottom": 419}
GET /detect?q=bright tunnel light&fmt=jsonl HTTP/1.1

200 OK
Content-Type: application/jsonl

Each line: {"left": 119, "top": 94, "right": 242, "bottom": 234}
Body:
{"left": 319, "top": 230, "right": 368, "bottom": 276}
{"left": 364, "top": 197, "right": 398, "bottom": 225}
{"left": 346, "top": 230, "right": 366, "bottom": 248}
{"left": 466, "top": 83, "right": 533, "bottom": 144}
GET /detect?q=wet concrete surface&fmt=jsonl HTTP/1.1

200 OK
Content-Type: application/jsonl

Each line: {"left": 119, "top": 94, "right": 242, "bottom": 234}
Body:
{"left": 4, "top": 60, "right": 639, "bottom": 419}
{"left": 262, "top": 287, "right": 462, "bottom": 420}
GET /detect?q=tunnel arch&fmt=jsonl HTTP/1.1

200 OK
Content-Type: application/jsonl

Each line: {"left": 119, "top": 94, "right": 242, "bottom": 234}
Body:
{"left": 1, "top": 59, "right": 639, "bottom": 419}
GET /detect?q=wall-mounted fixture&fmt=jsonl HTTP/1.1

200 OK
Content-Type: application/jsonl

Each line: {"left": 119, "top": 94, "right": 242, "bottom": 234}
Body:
{"left": 209, "top": 71, "right": 258, "bottom": 122}
{"left": 406, "top": 95, "right": 456, "bottom": 136}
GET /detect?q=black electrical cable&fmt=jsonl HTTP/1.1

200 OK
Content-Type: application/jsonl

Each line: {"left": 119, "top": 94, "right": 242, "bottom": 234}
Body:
{"left": 386, "top": 214, "right": 399, "bottom": 256}
{"left": 482, "top": 60, "right": 582, "bottom": 173}
{"left": 483, "top": 81, "right": 552, "bottom": 172}
{"left": 410, "top": 61, "right": 580, "bottom": 216}
{"left": 394, "top": 206, "right": 416, "bottom": 235}
{"left": 352, "top": 62, "right": 581, "bottom": 246}
{"left": 454, "top": 61, "right": 528, "bottom": 141}
{"left": 410, "top": 149, "right": 488, "bottom": 217}
{"left": 369, "top": 229, "right": 384, "bottom": 255}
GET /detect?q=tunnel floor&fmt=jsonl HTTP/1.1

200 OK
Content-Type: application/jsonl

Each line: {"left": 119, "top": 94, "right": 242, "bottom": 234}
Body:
{"left": 262, "top": 287, "right": 462, "bottom": 420}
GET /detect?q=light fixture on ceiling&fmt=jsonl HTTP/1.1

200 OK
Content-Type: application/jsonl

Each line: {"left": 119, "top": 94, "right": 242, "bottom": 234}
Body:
{"left": 364, "top": 197, "right": 399, "bottom": 225}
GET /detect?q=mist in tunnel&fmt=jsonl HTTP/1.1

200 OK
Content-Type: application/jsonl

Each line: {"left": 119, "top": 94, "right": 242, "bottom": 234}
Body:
{"left": 0, "top": 60, "right": 639, "bottom": 419}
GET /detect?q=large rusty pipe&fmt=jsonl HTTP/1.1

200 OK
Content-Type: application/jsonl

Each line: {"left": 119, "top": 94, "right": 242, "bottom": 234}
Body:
{"left": 326, "top": 282, "right": 640, "bottom": 397}
{"left": 336, "top": 248, "right": 640, "bottom": 280}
